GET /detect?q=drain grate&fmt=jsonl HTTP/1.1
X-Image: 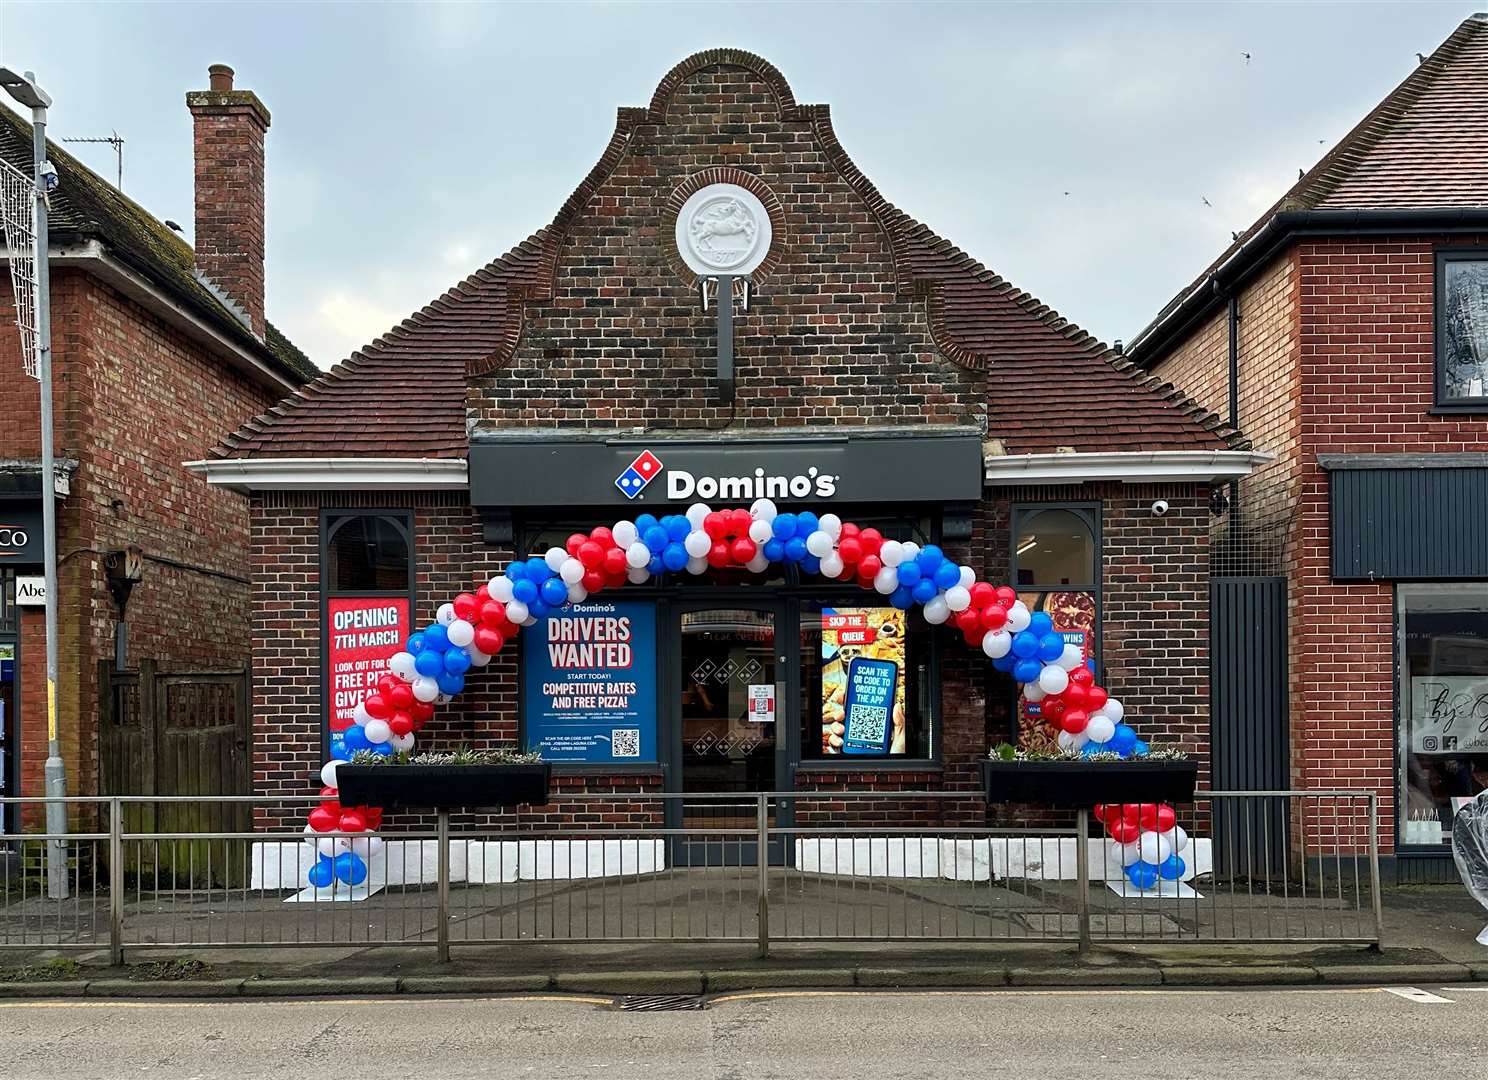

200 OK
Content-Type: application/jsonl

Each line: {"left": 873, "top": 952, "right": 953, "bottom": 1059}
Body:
{"left": 618, "top": 994, "right": 706, "bottom": 1012}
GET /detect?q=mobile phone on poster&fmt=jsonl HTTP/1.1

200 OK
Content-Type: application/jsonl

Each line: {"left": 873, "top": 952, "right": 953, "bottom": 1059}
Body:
{"left": 842, "top": 657, "right": 899, "bottom": 755}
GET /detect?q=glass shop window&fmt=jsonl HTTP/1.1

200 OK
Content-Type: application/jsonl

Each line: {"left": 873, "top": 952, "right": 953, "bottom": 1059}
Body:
{"left": 326, "top": 514, "right": 412, "bottom": 593}
{"left": 1398, "top": 584, "right": 1488, "bottom": 848}
{"left": 800, "top": 599, "right": 933, "bottom": 759}
{"left": 1013, "top": 508, "right": 1097, "bottom": 588}
{"left": 1437, "top": 251, "right": 1488, "bottom": 409}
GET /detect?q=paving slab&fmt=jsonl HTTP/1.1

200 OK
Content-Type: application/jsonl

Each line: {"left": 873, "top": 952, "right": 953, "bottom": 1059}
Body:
{"left": 1009, "top": 965, "right": 1163, "bottom": 986}
{"left": 705, "top": 968, "right": 855, "bottom": 991}
{"left": 855, "top": 966, "right": 1009, "bottom": 988}
{"left": 0, "top": 980, "right": 88, "bottom": 997}
{"left": 551, "top": 969, "right": 705, "bottom": 995}
{"left": 85, "top": 978, "right": 245, "bottom": 998}
{"left": 399, "top": 974, "right": 553, "bottom": 994}
{"left": 241, "top": 975, "right": 400, "bottom": 997}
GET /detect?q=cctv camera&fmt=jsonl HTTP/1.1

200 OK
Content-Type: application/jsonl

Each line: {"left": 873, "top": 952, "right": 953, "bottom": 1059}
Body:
{"left": 1150, "top": 499, "right": 1170, "bottom": 517}
{"left": 38, "top": 160, "right": 58, "bottom": 193}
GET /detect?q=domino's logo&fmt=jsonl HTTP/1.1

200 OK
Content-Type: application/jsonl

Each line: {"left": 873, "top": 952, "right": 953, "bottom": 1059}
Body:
{"left": 615, "top": 450, "right": 663, "bottom": 499}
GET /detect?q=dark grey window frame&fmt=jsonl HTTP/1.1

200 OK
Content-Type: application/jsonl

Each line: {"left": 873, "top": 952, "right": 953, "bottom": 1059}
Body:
{"left": 1433, "top": 247, "right": 1488, "bottom": 413}
{"left": 1010, "top": 501, "right": 1103, "bottom": 689}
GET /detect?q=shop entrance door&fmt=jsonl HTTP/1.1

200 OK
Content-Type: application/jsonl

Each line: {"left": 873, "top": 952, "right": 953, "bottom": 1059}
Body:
{"left": 673, "top": 602, "right": 788, "bottom": 866}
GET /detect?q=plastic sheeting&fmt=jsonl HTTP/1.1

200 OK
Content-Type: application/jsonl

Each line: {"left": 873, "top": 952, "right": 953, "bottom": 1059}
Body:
{"left": 1451, "top": 791, "right": 1488, "bottom": 944}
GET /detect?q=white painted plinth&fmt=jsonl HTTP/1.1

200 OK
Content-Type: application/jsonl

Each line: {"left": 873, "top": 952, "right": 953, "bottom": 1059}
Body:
{"left": 791, "top": 836, "right": 1213, "bottom": 884}
{"left": 1105, "top": 878, "right": 1202, "bottom": 900}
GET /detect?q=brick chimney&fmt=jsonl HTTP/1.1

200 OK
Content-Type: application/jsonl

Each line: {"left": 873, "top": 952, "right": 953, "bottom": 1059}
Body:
{"left": 186, "top": 64, "right": 270, "bottom": 338}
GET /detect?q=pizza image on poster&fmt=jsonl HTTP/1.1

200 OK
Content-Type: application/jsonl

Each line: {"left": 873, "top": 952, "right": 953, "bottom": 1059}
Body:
{"left": 821, "top": 607, "right": 907, "bottom": 755}
{"left": 1016, "top": 590, "right": 1097, "bottom": 750}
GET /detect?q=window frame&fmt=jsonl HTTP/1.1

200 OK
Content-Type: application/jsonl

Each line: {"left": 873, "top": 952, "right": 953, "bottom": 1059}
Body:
{"left": 1433, "top": 248, "right": 1488, "bottom": 413}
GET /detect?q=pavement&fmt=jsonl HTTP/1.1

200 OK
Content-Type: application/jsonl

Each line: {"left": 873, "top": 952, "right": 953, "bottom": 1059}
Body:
{"left": 3, "top": 984, "right": 1488, "bottom": 1079}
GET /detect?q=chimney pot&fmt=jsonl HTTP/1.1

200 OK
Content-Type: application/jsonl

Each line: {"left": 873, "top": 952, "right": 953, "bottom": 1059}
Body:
{"left": 207, "top": 64, "right": 234, "bottom": 92}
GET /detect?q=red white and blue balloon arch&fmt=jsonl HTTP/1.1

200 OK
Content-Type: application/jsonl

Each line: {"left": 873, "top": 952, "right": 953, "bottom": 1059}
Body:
{"left": 304, "top": 500, "right": 1189, "bottom": 891}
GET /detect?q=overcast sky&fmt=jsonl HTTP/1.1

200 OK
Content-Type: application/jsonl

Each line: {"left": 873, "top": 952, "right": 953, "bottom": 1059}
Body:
{"left": 0, "top": 1, "right": 1474, "bottom": 368}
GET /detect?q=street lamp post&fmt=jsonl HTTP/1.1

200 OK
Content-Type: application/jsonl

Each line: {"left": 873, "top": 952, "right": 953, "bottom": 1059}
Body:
{"left": 0, "top": 67, "right": 67, "bottom": 899}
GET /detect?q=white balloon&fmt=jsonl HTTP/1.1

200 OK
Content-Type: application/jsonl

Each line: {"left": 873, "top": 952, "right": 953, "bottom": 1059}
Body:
{"left": 879, "top": 540, "right": 904, "bottom": 567}
{"left": 320, "top": 760, "right": 342, "bottom": 789}
{"left": 945, "top": 585, "right": 971, "bottom": 612}
{"left": 686, "top": 555, "right": 709, "bottom": 575}
{"left": 489, "top": 575, "right": 515, "bottom": 603}
{"left": 412, "top": 676, "right": 440, "bottom": 704}
{"left": 1085, "top": 714, "right": 1116, "bottom": 744}
{"left": 900, "top": 541, "right": 920, "bottom": 559}
{"left": 684, "top": 530, "right": 711, "bottom": 558}
{"left": 446, "top": 619, "right": 474, "bottom": 648}
{"left": 746, "top": 553, "right": 770, "bottom": 573}
{"left": 818, "top": 513, "right": 842, "bottom": 538}
{"left": 390, "top": 732, "right": 416, "bottom": 753}
{"left": 748, "top": 519, "right": 773, "bottom": 544}
{"left": 544, "top": 546, "right": 568, "bottom": 572}
{"left": 388, "top": 651, "right": 417, "bottom": 681}
{"left": 959, "top": 566, "right": 975, "bottom": 589}
{"left": 1139, "top": 831, "right": 1174, "bottom": 866}
{"left": 627, "top": 565, "right": 651, "bottom": 584}
{"left": 505, "top": 599, "right": 529, "bottom": 625}
{"left": 1058, "top": 643, "right": 1085, "bottom": 671}
{"left": 806, "top": 530, "right": 834, "bottom": 558}
{"left": 467, "top": 646, "right": 492, "bottom": 668}
{"left": 1070, "top": 729, "right": 1090, "bottom": 749}
{"left": 364, "top": 718, "right": 391, "bottom": 745}
{"left": 750, "top": 498, "right": 777, "bottom": 522}
{"left": 521, "top": 615, "right": 538, "bottom": 627}
{"left": 436, "top": 603, "right": 457, "bottom": 626}
{"left": 1104, "top": 697, "right": 1126, "bottom": 723}
{"left": 435, "top": 692, "right": 453, "bottom": 705}
{"left": 1057, "top": 731, "right": 1079, "bottom": 752}
{"left": 316, "top": 835, "right": 339, "bottom": 858}
{"left": 923, "top": 596, "right": 951, "bottom": 625}
{"left": 567, "top": 582, "right": 588, "bottom": 604}
{"left": 1023, "top": 682, "right": 1046, "bottom": 702}
{"left": 982, "top": 630, "right": 1012, "bottom": 659}
{"left": 612, "top": 521, "right": 638, "bottom": 549}
{"left": 559, "top": 558, "right": 584, "bottom": 585}
{"left": 820, "top": 553, "right": 845, "bottom": 579}
{"left": 626, "top": 541, "right": 651, "bottom": 568}
{"left": 873, "top": 566, "right": 898, "bottom": 594}
{"left": 686, "top": 503, "right": 711, "bottom": 527}
{"left": 352, "top": 701, "right": 372, "bottom": 727}
{"left": 1161, "top": 825, "right": 1189, "bottom": 854}
{"left": 1005, "top": 601, "right": 1031, "bottom": 633}
{"left": 1037, "top": 664, "right": 1070, "bottom": 695}
{"left": 1118, "top": 841, "right": 1144, "bottom": 867}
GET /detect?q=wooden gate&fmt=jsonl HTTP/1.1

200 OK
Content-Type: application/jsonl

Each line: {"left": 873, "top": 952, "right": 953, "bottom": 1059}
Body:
{"left": 99, "top": 660, "right": 251, "bottom": 885}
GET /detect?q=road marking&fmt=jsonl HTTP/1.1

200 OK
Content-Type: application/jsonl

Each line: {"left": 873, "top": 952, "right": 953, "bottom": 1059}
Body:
{"left": 1383, "top": 986, "right": 1454, "bottom": 1004}
{"left": 709, "top": 988, "right": 1384, "bottom": 1005}
{"left": 0, "top": 994, "right": 613, "bottom": 1010}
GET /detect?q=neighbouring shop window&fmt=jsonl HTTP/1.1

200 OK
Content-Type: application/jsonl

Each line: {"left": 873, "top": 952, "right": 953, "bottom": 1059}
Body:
{"left": 801, "top": 600, "right": 933, "bottom": 759}
{"left": 1012, "top": 506, "right": 1100, "bottom": 748}
{"left": 1398, "top": 584, "right": 1488, "bottom": 848}
{"left": 1436, "top": 250, "right": 1488, "bottom": 409}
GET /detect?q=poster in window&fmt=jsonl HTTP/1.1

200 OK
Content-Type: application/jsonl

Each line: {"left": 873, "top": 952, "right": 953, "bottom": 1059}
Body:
{"left": 821, "top": 607, "right": 906, "bottom": 755}
{"left": 326, "top": 597, "right": 411, "bottom": 729}
{"left": 523, "top": 600, "right": 657, "bottom": 763}
{"left": 1410, "top": 676, "right": 1488, "bottom": 754}
{"left": 1016, "top": 590, "right": 1097, "bottom": 749}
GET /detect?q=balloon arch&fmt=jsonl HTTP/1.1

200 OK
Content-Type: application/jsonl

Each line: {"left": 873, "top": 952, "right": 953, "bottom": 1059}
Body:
{"left": 304, "top": 500, "right": 1189, "bottom": 891}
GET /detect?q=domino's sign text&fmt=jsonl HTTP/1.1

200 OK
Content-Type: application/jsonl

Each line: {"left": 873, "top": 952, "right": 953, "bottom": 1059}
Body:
{"left": 666, "top": 465, "right": 838, "bottom": 501}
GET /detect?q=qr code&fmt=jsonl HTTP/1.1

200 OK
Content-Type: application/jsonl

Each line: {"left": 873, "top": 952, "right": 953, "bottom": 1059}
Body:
{"left": 612, "top": 728, "right": 641, "bottom": 758}
{"left": 847, "top": 703, "right": 888, "bottom": 745}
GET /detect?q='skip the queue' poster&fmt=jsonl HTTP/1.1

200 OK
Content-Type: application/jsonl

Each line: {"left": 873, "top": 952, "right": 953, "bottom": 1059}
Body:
{"left": 821, "top": 607, "right": 907, "bottom": 755}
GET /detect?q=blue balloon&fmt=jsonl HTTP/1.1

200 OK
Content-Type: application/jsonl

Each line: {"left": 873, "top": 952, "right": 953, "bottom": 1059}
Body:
{"left": 772, "top": 513, "right": 798, "bottom": 540}
{"left": 1087, "top": 658, "right": 1098, "bottom": 673}
{"left": 528, "top": 598, "right": 550, "bottom": 620}
{"left": 333, "top": 851, "right": 368, "bottom": 886}
{"left": 1011, "top": 630, "right": 1040, "bottom": 659}
{"left": 525, "top": 557, "right": 550, "bottom": 581}
{"left": 991, "top": 653, "right": 1016, "bottom": 673}
{"left": 663, "top": 543, "right": 689, "bottom": 572}
{"left": 1127, "top": 861, "right": 1160, "bottom": 890}
{"left": 890, "top": 585, "right": 914, "bottom": 610}
{"left": 784, "top": 537, "right": 808, "bottom": 563}
{"left": 422, "top": 623, "right": 450, "bottom": 652}
{"left": 437, "top": 671, "right": 465, "bottom": 696}
{"left": 1110, "top": 724, "right": 1137, "bottom": 755}
{"left": 634, "top": 513, "right": 659, "bottom": 534}
{"left": 932, "top": 562, "right": 960, "bottom": 590}
{"left": 795, "top": 511, "right": 819, "bottom": 538}
{"left": 911, "top": 578, "right": 938, "bottom": 604}
{"left": 540, "top": 577, "right": 568, "bottom": 606}
{"left": 307, "top": 856, "right": 336, "bottom": 888}
{"left": 1132, "top": 739, "right": 1150, "bottom": 758}
{"left": 406, "top": 631, "right": 426, "bottom": 655}
{"left": 512, "top": 578, "right": 539, "bottom": 605}
{"left": 665, "top": 515, "right": 690, "bottom": 542}
{"left": 506, "top": 560, "right": 528, "bottom": 581}
{"left": 1028, "top": 611, "right": 1054, "bottom": 638}
{"left": 1158, "top": 854, "right": 1186, "bottom": 881}
{"left": 1012, "top": 658, "right": 1042, "bottom": 684}
{"left": 1081, "top": 741, "right": 1103, "bottom": 757}
{"left": 801, "top": 554, "right": 822, "bottom": 576}
{"left": 1038, "top": 633, "right": 1066, "bottom": 663}
{"left": 643, "top": 525, "right": 668, "bottom": 553}
{"left": 343, "top": 724, "right": 371, "bottom": 752}
{"left": 918, "top": 544, "right": 944, "bottom": 571}
{"left": 648, "top": 555, "right": 664, "bottom": 575}
{"left": 415, "top": 650, "right": 445, "bottom": 678}
{"left": 896, "top": 561, "right": 921, "bottom": 586}
{"left": 443, "top": 648, "right": 471, "bottom": 676}
{"left": 369, "top": 740, "right": 395, "bottom": 757}
{"left": 330, "top": 737, "right": 349, "bottom": 760}
{"left": 763, "top": 539, "right": 785, "bottom": 562}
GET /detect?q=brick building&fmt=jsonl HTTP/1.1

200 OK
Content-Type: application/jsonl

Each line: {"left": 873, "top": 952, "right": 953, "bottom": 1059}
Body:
{"left": 0, "top": 65, "right": 313, "bottom": 829}
{"left": 1128, "top": 15, "right": 1488, "bottom": 880}
{"left": 194, "top": 50, "right": 1259, "bottom": 841}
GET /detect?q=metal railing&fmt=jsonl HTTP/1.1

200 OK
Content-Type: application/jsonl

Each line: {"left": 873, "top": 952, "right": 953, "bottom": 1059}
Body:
{"left": 0, "top": 790, "right": 1382, "bottom": 962}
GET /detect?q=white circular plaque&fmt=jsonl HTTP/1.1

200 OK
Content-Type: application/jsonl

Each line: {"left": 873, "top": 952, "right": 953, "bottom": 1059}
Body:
{"left": 674, "top": 183, "right": 772, "bottom": 276}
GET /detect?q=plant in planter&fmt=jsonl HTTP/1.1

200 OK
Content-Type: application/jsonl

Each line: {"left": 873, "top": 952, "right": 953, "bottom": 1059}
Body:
{"left": 980, "top": 742, "right": 1197, "bottom": 806}
{"left": 334, "top": 746, "right": 551, "bottom": 810}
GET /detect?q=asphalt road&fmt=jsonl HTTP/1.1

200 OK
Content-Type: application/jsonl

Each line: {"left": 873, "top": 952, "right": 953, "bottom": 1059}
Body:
{"left": 1, "top": 985, "right": 1485, "bottom": 1079}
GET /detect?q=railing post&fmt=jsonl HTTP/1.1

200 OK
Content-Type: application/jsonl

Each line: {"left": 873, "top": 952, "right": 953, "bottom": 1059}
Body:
{"left": 108, "top": 797, "right": 124, "bottom": 966}
{"left": 1367, "top": 791, "right": 1384, "bottom": 950}
{"left": 756, "top": 794, "right": 769, "bottom": 959}
{"left": 1075, "top": 806, "right": 1091, "bottom": 955}
{"left": 436, "top": 808, "right": 451, "bottom": 963}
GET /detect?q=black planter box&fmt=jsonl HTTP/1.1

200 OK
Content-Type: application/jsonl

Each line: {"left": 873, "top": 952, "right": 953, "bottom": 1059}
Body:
{"left": 335, "top": 763, "right": 552, "bottom": 810}
{"left": 980, "top": 759, "right": 1198, "bottom": 807}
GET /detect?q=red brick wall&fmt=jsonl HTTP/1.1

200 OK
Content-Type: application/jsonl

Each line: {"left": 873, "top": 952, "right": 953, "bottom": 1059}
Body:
{"left": 187, "top": 91, "right": 269, "bottom": 336}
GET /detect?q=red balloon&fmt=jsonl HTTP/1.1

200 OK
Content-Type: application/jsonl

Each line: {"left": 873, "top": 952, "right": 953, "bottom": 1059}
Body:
{"left": 1086, "top": 685, "right": 1109, "bottom": 711}
{"left": 969, "top": 582, "right": 996, "bottom": 608}
{"left": 479, "top": 600, "right": 508, "bottom": 628}
{"left": 362, "top": 807, "right": 383, "bottom": 830}
{"left": 473, "top": 626, "right": 504, "bottom": 655}
{"left": 499, "top": 618, "right": 521, "bottom": 639}
{"left": 858, "top": 555, "right": 882, "bottom": 581}
{"left": 376, "top": 674, "right": 400, "bottom": 695}
{"left": 837, "top": 537, "right": 863, "bottom": 564}
{"left": 1108, "top": 821, "right": 1141, "bottom": 845}
{"left": 1070, "top": 666, "right": 1095, "bottom": 688}
{"left": 410, "top": 701, "right": 435, "bottom": 723}
{"left": 994, "top": 585, "right": 1018, "bottom": 609}
{"left": 565, "top": 533, "right": 587, "bottom": 556}
{"left": 319, "top": 786, "right": 338, "bottom": 799}
{"left": 474, "top": 584, "right": 491, "bottom": 605}
{"left": 962, "top": 624, "right": 984, "bottom": 647}
{"left": 707, "top": 540, "right": 731, "bottom": 568}
{"left": 729, "top": 508, "right": 752, "bottom": 535}
{"left": 731, "top": 537, "right": 757, "bottom": 564}
{"left": 980, "top": 604, "right": 1008, "bottom": 632}
{"left": 339, "top": 810, "right": 367, "bottom": 834}
{"left": 388, "top": 683, "right": 414, "bottom": 711}
{"left": 307, "top": 807, "right": 337, "bottom": 833}
{"left": 578, "top": 540, "right": 605, "bottom": 569}
{"left": 603, "top": 547, "right": 627, "bottom": 576}
{"left": 858, "top": 528, "right": 883, "bottom": 556}
{"left": 582, "top": 569, "right": 606, "bottom": 594}
{"left": 1119, "top": 804, "right": 1144, "bottom": 826}
{"left": 1138, "top": 804, "right": 1160, "bottom": 831}
{"left": 604, "top": 565, "right": 628, "bottom": 588}
{"left": 1155, "top": 804, "right": 1177, "bottom": 833}
{"left": 703, "top": 512, "right": 728, "bottom": 540}
{"left": 1060, "top": 709, "right": 1088, "bottom": 735}
{"left": 389, "top": 713, "right": 414, "bottom": 738}
{"left": 1094, "top": 803, "right": 1110, "bottom": 824}
{"left": 955, "top": 608, "right": 981, "bottom": 633}
{"left": 452, "top": 593, "right": 479, "bottom": 621}
{"left": 1062, "top": 683, "right": 1089, "bottom": 709}
{"left": 1042, "top": 697, "right": 1067, "bottom": 719}
{"left": 363, "top": 693, "right": 392, "bottom": 720}
{"left": 328, "top": 714, "right": 353, "bottom": 733}
{"left": 590, "top": 526, "right": 614, "bottom": 548}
